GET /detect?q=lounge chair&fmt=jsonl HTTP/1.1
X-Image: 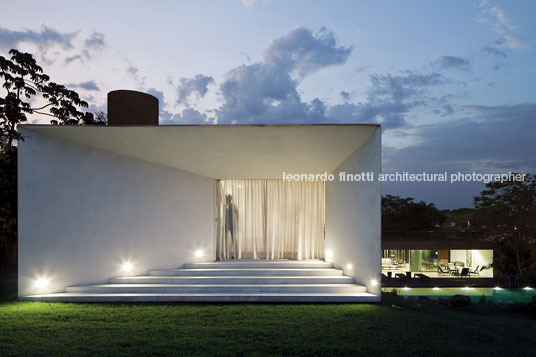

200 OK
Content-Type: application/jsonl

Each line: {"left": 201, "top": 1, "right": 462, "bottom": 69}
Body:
{"left": 460, "top": 267, "right": 470, "bottom": 277}
{"left": 469, "top": 265, "right": 480, "bottom": 276}
{"left": 415, "top": 273, "right": 430, "bottom": 280}
{"left": 448, "top": 263, "right": 459, "bottom": 276}
{"left": 437, "top": 265, "right": 450, "bottom": 276}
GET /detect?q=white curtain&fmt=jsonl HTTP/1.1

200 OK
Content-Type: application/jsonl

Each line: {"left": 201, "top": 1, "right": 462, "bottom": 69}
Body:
{"left": 216, "top": 180, "right": 325, "bottom": 260}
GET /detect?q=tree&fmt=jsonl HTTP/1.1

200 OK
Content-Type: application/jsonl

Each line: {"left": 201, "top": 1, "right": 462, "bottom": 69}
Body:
{"left": 381, "top": 195, "right": 447, "bottom": 231}
{"left": 474, "top": 174, "right": 536, "bottom": 281}
{"left": 0, "top": 49, "right": 104, "bottom": 149}
{"left": 0, "top": 148, "right": 16, "bottom": 266}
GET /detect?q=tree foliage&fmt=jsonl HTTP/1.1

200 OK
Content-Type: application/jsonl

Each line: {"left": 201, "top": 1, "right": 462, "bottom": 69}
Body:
{"left": 474, "top": 174, "right": 536, "bottom": 281}
{"left": 381, "top": 195, "right": 447, "bottom": 231}
{"left": 0, "top": 49, "right": 105, "bottom": 149}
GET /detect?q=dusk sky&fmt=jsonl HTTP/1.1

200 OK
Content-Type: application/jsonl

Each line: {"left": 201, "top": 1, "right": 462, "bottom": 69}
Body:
{"left": 2, "top": 0, "right": 535, "bottom": 209}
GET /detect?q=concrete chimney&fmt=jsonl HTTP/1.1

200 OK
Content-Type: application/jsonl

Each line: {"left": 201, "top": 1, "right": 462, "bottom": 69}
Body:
{"left": 107, "top": 90, "right": 159, "bottom": 125}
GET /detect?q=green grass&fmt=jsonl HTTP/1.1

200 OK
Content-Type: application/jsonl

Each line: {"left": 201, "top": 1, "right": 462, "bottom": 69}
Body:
{"left": 0, "top": 298, "right": 535, "bottom": 356}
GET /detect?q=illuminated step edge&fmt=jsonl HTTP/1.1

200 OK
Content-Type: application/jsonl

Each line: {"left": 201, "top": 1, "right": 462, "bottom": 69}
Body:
{"left": 148, "top": 268, "right": 343, "bottom": 276}
{"left": 183, "top": 261, "right": 334, "bottom": 269}
{"left": 64, "top": 283, "right": 367, "bottom": 294}
{"left": 21, "top": 292, "right": 380, "bottom": 303}
{"left": 108, "top": 276, "right": 355, "bottom": 284}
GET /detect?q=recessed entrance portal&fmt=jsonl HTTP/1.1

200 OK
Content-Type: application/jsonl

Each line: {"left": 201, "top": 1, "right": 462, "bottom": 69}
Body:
{"left": 216, "top": 180, "right": 325, "bottom": 260}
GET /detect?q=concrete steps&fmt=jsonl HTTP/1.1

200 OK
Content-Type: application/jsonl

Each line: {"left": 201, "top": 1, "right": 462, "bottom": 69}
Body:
{"left": 66, "top": 283, "right": 366, "bottom": 294}
{"left": 22, "top": 260, "right": 379, "bottom": 303}
{"left": 109, "top": 276, "right": 355, "bottom": 284}
{"left": 148, "top": 268, "right": 342, "bottom": 276}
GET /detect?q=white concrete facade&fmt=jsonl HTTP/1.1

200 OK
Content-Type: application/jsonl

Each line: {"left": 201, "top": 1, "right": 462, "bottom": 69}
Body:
{"left": 18, "top": 128, "right": 215, "bottom": 296}
{"left": 325, "top": 129, "right": 382, "bottom": 295}
{"left": 18, "top": 124, "right": 381, "bottom": 299}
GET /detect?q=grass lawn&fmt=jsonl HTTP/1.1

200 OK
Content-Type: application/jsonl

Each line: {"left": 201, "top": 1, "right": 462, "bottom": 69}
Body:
{"left": 0, "top": 297, "right": 535, "bottom": 356}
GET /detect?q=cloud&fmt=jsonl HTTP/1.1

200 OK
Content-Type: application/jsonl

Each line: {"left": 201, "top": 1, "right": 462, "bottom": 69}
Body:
{"left": 326, "top": 71, "right": 447, "bottom": 129}
{"left": 176, "top": 74, "right": 214, "bottom": 105}
{"left": 146, "top": 88, "right": 173, "bottom": 122}
{"left": 64, "top": 54, "right": 83, "bottom": 64}
{"left": 435, "top": 55, "right": 471, "bottom": 71}
{"left": 161, "top": 27, "right": 352, "bottom": 124}
{"left": 59, "top": 32, "right": 106, "bottom": 65}
{"left": 481, "top": 45, "right": 506, "bottom": 58}
{"left": 150, "top": 26, "right": 353, "bottom": 125}
{"left": 217, "top": 63, "right": 301, "bottom": 123}
{"left": 382, "top": 102, "right": 536, "bottom": 208}
{"left": 493, "top": 34, "right": 526, "bottom": 49}
{"left": 327, "top": 101, "right": 409, "bottom": 129}
{"left": 489, "top": 6, "right": 513, "bottom": 32}
{"left": 67, "top": 80, "right": 100, "bottom": 91}
{"left": 127, "top": 65, "right": 138, "bottom": 77}
{"left": 262, "top": 26, "right": 352, "bottom": 77}
{"left": 162, "top": 27, "right": 449, "bottom": 129}
{"left": 84, "top": 32, "right": 105, "bottom": 50}
{"left": 478, "top": 3, "right": 527, "bottom": 52}
{"left": 368, "top": 72, "right": 445, "bottom": 102}
{"left": 354, "top": 65, "right": 370, "bottom": 73}
{"left": 240, "top": 51, "right": 252, "bottom": 62}
{"left": 215, "top": 26, "right": 352, "bottom": 124}
{"left": 491, "top": 62, "right": 505, "bottom": 71}
{"left": 165, "top": 108, "right": 213, "bottom": 124}
{"left": 124, "top": 60, "right": 146, "bottom": 88}
{"left": 0, "top": 25, "right": 77, "bottom": 51}
{"left": 384, "top": 103, "right": 536, "bottom": 172}
{"left": 73, "top": 32, "right": 106, "bottom": 62}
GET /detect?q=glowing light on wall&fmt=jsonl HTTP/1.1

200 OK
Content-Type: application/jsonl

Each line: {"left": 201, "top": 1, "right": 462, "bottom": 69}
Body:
{"left": 433, "top": 287, "right": 440, "bottom": 291}
{"left": 370, "top": 279, "right": 377, "bottom": 287}
{"left": 346, "top": 263, "right": 353, "bottom": 270}
{"left": 325, "top": 250, "right": 333, "bottom": 261}
{"left": 33, "top": 277, "right": 49, "bottom": 290}
{"left": 121, "top": 261, "right": 133, "bottom": 273}
{"left": 195, "top": 249, "right": 204, "bottom": 258}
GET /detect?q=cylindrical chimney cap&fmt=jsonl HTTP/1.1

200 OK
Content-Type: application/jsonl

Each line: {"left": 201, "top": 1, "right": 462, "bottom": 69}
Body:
{"left": 107, "top": 90, "right": 159, "bottom": 126}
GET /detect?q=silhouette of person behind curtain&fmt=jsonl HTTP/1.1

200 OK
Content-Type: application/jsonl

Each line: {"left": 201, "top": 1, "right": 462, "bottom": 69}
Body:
{"left": 225, "top": 194, "right": 238, "bottom": 259}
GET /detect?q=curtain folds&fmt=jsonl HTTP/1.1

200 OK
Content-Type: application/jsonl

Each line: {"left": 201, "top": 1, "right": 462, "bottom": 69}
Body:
{"left": 216, "top": 180, "right": 325, "bottom": 260}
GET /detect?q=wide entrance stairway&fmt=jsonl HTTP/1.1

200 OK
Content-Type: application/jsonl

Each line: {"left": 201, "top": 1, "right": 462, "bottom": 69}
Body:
{"left": 23, "top": 260, "right": 379, "bottom": 302}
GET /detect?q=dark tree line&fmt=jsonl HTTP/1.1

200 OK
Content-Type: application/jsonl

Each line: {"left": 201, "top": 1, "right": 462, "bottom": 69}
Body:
{"left": 474, "top": 175, "right": 536, "bottom": 282}
{"left": 381, "top": 195, "right": 447, "bottom": 231}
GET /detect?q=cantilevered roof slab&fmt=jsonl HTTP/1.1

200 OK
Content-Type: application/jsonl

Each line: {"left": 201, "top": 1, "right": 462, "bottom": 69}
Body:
{"left": 20, "top": 124, "right": 379, "bottom": 179}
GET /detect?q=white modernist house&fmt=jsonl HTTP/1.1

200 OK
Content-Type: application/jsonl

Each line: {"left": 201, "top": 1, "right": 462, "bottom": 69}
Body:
{"left": 18, "top": 91, "right": 381, "bottom": 302}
